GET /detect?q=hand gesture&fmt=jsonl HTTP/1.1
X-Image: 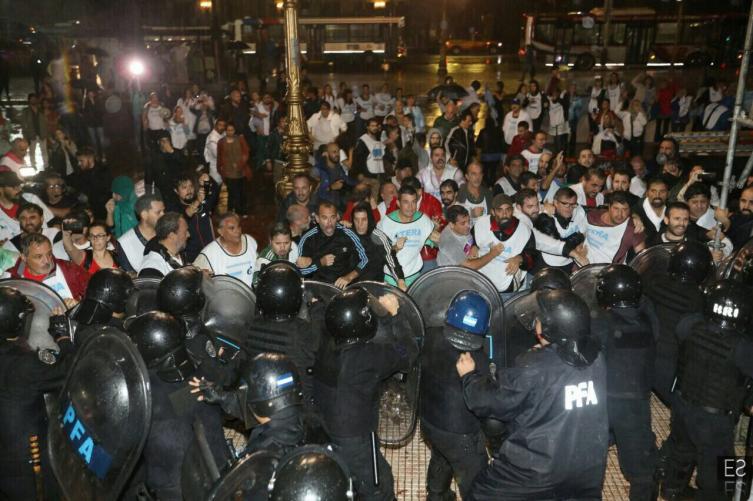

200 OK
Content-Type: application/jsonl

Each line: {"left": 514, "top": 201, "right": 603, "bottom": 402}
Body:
{"left": 378, "top": 293, "right": 400, "bottom": 316}
{"left": 394, "top": 237, "right": 407, "bottom": 251}
{"left": 105, "top": 199, "right": 115, "bottom": 214}
{"left": 456, "top": 352, "right": 476, "bottom": 377}
{"left": 320, "top": 254, "right": 336, "bottom": 267}
{"left": 490, "top": 243, "right": 505, "bottom": 258}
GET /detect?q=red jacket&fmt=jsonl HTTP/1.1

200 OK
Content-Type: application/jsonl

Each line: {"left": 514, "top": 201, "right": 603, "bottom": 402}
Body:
{"left": 9, "top": 258, "right": 90, "bottom": 300}
{"left": 507, "top": 132, "right": 531, "bottom": 157}
{"left": 387, "top": 193, "right": 445, "bottom": 261}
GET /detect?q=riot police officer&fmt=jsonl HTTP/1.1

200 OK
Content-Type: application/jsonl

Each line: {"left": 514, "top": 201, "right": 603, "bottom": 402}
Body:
{"left": 269, "top": 445, "right": 355, "bottom": 501}
{"left": 643, "top": 241, "right": 712, "bottom": 405}
{"left": 248, "top": 262, "right": 323, "bottom": 402}
{"left": 661, "top": 280, "right": 753, "bottom": 500}
{"left": 158, "top": 266, "right": 242, "bottom": 387}
{"left": 190, "top": 352, "right": 305, "bottom": 457}
{"left": 531, "top": 267, "right": 572, "bottom": 291}
{"left": 0, "top": 286, "right": 73, "bottom": 500}
{"left": 314, "top": 287, "right": 419, "bottom": 501}
{"left": 420, "top": 290, "right": 491, "bottom": 500}
{"left": 49, "top": 268, "right": 135, "bottom": 344}
{"left": 457, "top": 289, "right": 608, "bottom": 500}
{"left": 127, "top": 311, "right": 230, "bottom": 500}
{"left": 594, "top": 265, "right": 658, "bottom": 501}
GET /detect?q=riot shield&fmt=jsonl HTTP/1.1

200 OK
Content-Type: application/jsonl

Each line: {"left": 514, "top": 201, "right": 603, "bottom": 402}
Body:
{"left": 0, "top": 278, "right": 65, "bottom": 351}
{"left": 717, "top": 237, "right": 753, "bottom": 283}
{"left": 629, "top": 243, "right": 676, "bottom": 276}
{"left": 571, "top": 263, "right": 609, "bottom": 309}
{"left": 408, "top": 265, "right": 505, "bottom": 368}
{"left": 201, "top": 275, "right": 256, "bottom": 341}
{"left": 502, "top": 292, "right": 540, "bottom": 366}
{"left": 207, "top": 451, "right": 278, "bottom": 500}
{"left": 347, "top": 281, "right": 425, "bottom": 445}
{"left": 124, "top": 277, "right": 160, "bottom": 317}
{"left": 48, "top": 327, "right": 151, "bottom": 501}
{"left": 303, "top": 280, "right": 340, "bottom": 304}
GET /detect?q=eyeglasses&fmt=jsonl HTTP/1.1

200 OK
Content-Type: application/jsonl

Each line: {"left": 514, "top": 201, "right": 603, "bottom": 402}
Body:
{"left": 46, "top": 184, "right": 65, "bottom": 189}
{"left": 90, "top": 234, "right": 109, "bottom": 240}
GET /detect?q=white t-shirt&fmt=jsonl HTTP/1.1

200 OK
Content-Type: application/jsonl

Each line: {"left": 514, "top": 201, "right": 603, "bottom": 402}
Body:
{"left": 377, "top": 212, "right": 435, "bottom": 278}
{"left": 416, "top": 165, "right": 465, "bottom": 200}
{"left": 194, "top": 235, "right": 258, "bottom": 289}
{"left": 140, "top": 250, "right": 184, "bottom": 277}
{"left": 355, "top": 95, "right": 375, "bottom": 120}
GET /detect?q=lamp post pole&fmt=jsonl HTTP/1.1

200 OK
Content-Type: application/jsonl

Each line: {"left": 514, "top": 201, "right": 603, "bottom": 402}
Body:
{"left": 278, "top": 0, "right": 312, "bottom": 197}
{"left": 437, "top": 0, "right": 448, "bottom": 76}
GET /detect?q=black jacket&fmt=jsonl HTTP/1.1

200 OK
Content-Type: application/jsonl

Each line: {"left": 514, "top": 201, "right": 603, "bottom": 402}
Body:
{"left": 298, "top": 224, "right": 368, "bottom": 284}
{"left": 66, "top": 164, "right": 113, "bottom": 220}
{"left": 462, "top": 346, "right": 608, "bottom": 500}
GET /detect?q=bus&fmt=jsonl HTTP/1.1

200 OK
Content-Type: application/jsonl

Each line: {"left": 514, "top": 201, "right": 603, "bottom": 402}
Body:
{"left": 521, "top": 8, "right": 747, "bottom": 70}
{"left": 230, "top": 16, "right": 406, "bottom": 63}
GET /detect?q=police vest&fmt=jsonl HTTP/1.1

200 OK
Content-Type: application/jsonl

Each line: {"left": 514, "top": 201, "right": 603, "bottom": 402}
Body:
{"left": 603, "top": 309, "right": 655, "bottom": 399}
{"left": 676, "top": 321, "right": 748, "bottom": 413}
{"left": 197, "top": 235, "right": 257, "bottom": 289}
{"left": 359, "top": 133, "right": 385, "bottom": 174}
{"left": 644, "top": 275, "right": 704, "bottom": 359}
{"left": 474, "top": 215, "right": 531, "bottom": 292}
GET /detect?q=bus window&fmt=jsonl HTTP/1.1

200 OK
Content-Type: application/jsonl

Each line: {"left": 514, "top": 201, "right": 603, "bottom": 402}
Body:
{"left": 655, "top": 22, "right": 677, "bottom": 45}
{"left": 610, "top": 23, "right": 626, "bottom": 45}
{"left": 534, "top": 22, "right": 556, "bottom": 45}
{"left": 350, "top": 24, "right": 377, "bottom": 42}
{"left": 324, "top": 24, "right": 349, "bottom": 42}
{"left": 681, "top": 21, "right": 711, "bottom": 45}
{"left": 573, "top": 23, "right": 599, "bottom": 45}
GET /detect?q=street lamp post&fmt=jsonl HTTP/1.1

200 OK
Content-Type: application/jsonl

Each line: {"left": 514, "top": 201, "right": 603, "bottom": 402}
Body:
{"left": 437, "top": 0, "right": 448, "bottom": 76}
{"left": 278, "top": 0, "right": 312, "bottom": 198}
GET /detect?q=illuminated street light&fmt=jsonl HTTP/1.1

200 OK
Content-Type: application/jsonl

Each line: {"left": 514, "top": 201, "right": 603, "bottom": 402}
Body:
{"left": 128, "top": 59, "right": 145, "bottom": 77}
{"left": 276, "top": 1, "right": 283, "bottom": 9}
{"left": 373, "top": 1, "right": 387, "bottom": 8}
{"left": 199, "top": 0, "right": 212, "bottom": 10}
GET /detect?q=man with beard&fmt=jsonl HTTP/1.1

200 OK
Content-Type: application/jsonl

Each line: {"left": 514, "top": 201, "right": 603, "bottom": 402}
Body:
{"left": 8, "top": 233, "right": 89, "bottom": 301}
{"left": 610, "top": 167, "right": 641, "bottom": 208}
{"left": 660, "top": 157, "right": 684, "bottom": 196}
{"left": 493, "top": 154, "right": 525, "bottom": 197}
{"left": 66, "top": 147, "right": 112, "bottom": 220}
{"left": 2, "top": 203, "right": 60, "bottom": 254}
{"left": 276, "top": 174, "right": 319, "bottom": 223}
{"left": 194, "top": 212, "right": 258, "bottom": 289}
{"left": 116, "top": 194, "right": 165, "bottom": 273}
{"left": 286, "top": 204, "right": 312, "bottom": 244}
{"left": 585, "top": 191, "right": 645, "bottom": 264}
{"left": 649, "top": 137, "right": 681, "bottom": 178}
{"left": 682, "top": 182, "right": 732, "bottom": 260}
{"left": 471, "top": 193, "right": 535, "bottom": 297}
{"left": 253, "top": 223, "right": 300, "bottom": 288}
{"left": 298, "top": 201, "right": 368, "bottom": 288}
{"left": 572, "top": 167, "right": 606, "bottom": 209}
{"left": 170, "top": 172, "right": 219, "bottom": 262}
{"left": 139, "top": 212, "right": 189, "bottom": 278}
{"left": 457, "top": 161, "right": 493, "bottom": 226}
{"left": 352, "top": 117, "right": 386, "bottom": 181}
{"left": 562, "top": 148, "right": 596, "bottom": 187}
{"left": 725, "top": 186, "right": 753, "bottom": 248}
{"left": 313, "top": 142, "right": 354, "bottom": 212}
{"left": 646, "top": 202, "right": 692, "bottom": 247}
{"left": 439, "top": 179, "right": 460, "bottom": 215}
{"left": 515, "top": 188, "right": 588, "bottom": 274}
{"left": 418, "top": 146, "right": 465, "bottom": 201}
{"left": 633, "top": 178, "right": 669, "bottom": 241}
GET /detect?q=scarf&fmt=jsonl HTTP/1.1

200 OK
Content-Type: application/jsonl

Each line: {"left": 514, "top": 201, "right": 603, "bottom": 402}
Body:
{"left": 112, "top": 176, "right": 139, "bottom": 238}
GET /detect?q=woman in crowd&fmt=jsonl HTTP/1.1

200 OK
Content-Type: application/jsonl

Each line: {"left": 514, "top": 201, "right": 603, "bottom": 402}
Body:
{"left": 217, "top": 122, "right": 250, "bottom": 215}
{"left": 351, "top": 201, "right": 406, "bottom": 290}
{"left": 47, "top": 128, "right": 78, "bottom": 176}
{"left": 63, "top": 220, "right": 118, "bottom": 275}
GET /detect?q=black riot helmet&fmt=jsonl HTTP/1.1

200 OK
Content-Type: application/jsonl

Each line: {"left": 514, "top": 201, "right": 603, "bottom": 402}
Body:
{"left": 240, "top": 353, "right": 302, "bottom": 419}
{"left": 531, "top": 267, "right": 572, "bottom": 292}
{"left": 704, "top": 279, "right": 753, "bottom": 332}
{"left": 73, "top": 268, "right": 135, "bottom": 325}
{"left": 325, "top": 287, "right": 379, "bottom": 347}
{"left": 269, "top": 445, "right": 354, "bottom": 501}
{"left": 0, "top": 287, "right": 35, "bottom": 341}
{"left": 256, "top": 262, "right": 303, "bottom": 322}
{"left": 536, "top": 289, "right": 599, "bottom": 367}
{"left": 596, "top": 264, "right": 642, "bottom": 309}
{"left": 668, "top": 241, "right": 713, "bottom": 285}
{"left": 126, "top": 311, "right": 194, "bottom": 382}
{"left": 157, "top": 267, "right": 206, "bottom": 317}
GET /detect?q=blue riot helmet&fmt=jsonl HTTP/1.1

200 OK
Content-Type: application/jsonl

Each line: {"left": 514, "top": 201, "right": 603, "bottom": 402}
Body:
{"left": 444, "top": 290, "right": 491, "bottom": 351}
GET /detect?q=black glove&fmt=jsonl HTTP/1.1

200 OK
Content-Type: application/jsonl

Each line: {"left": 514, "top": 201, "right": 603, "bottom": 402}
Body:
{"left": 562, "top": 232, "right": 585, "bottom": 256}
{"left": 48, "top": 314, "right": 71, "bottom": 343}
{"left": 197, "top": 378, "right": 233, "bottom": 406}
